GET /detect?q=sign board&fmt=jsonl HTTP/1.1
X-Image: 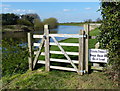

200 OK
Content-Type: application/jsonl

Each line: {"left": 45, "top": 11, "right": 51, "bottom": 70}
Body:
{"left": 89, "top": 49, "right": 108, "bottom": 63}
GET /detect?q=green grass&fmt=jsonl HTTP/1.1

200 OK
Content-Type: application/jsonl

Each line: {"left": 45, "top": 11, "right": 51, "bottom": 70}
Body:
{"left": 2, "top": 70, "right": 119, "bottom": 89}
{"left": 2, "top": 28, "right": 119, "bottom": 89}
{"left": 89, "top": 28, "right": 100, "bottom": 36}
{"left": 59, "top": 23, "right": 85, "bottom": 26}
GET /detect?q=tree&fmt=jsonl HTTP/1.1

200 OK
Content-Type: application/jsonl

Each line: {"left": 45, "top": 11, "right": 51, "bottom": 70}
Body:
{"left": 2, "top": 13, "right": 19, "bottom": 25}
{"left": 21, "top": 13, "right": 40, "bottom": 24}
{"left": 96, "top": 18, "right": 102, "bottom": 23}
{"left": 84, "top": 19, "right": 93, "bottom": 23}
{"left": 43, "top": 17, "right": 58, "bottom": 29}
{"left": 34, "top": 19, "right": 44, "bottom": 31}
{"left": 17, "top": 19, "right": 33, "bottom": 26}
{"left": 98, "top": 2, "right": 120, "bottom": 83}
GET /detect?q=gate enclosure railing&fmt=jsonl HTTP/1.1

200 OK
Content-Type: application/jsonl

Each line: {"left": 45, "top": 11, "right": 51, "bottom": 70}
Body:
{"left": 27, "top": 24, "right": 99, "bottom": 75}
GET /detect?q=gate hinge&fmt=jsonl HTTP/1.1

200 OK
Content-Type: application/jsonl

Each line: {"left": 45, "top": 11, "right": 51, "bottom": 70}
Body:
{"left": 43, "top": 35, "right": 46, "bottom": 39}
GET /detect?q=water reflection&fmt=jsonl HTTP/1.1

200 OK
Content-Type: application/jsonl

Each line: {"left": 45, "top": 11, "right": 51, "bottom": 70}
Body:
{"left": 2, "top": 25, "right": 83, "bottom": 43}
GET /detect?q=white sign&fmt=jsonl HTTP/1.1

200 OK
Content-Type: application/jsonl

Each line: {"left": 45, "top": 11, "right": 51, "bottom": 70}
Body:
{"left": 89, "top": 49, "right": 108, "bottom": 63}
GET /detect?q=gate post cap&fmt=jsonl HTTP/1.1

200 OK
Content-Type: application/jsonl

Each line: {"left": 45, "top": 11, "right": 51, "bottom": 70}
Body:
{"left": 44, "top": 24, "right": 48, "bottom": 29}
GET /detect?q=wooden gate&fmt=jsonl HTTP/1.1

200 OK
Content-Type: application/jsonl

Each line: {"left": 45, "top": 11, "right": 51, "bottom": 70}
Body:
{"left": 28, "top": 24, "right": 89, "bottom": 75}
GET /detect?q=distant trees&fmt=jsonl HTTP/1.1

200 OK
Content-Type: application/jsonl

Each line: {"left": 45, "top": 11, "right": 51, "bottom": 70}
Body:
{"left": 96, "top": 18, "right": 102, "bottom": 23}
{"left": 2, "top": 13, "right": 19, "bottom": 25}
{"left": 43, "top": 18, "right": 58, "bottom": 29}
{"left": 84, "top": 18, "right": 102, "bottom": 23}
{"left": 21, "top": 14, "right": 40, "bottom": 25}
{"left": 84, "top": 19, "right": 93, "bottom": 23}
{"left": 2, "top": 13, "right": 58, "bottom": 31}
{"left": 17, "top": 19, "right": 33, "bottom": 26}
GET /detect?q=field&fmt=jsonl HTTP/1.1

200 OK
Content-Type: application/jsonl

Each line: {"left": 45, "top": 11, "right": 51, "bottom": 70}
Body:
{"left": 1, "top": 28, "right": 119, "bottom": 89}
{"left": 59, "top": 23, "right": 85, "bottom": 26}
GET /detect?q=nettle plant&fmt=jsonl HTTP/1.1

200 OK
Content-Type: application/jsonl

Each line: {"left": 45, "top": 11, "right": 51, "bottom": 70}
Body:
{"left": 98, "top": 2, "right": 120, "bottom": 82}
{"left": 2, "top": 38, "right": 29, "bottom": 76}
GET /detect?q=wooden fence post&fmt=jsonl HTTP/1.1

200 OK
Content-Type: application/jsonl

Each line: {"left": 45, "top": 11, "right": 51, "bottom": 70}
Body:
{"left": 28, "top": 32, "right": 33, "bottom": 70}
{"left": 44, "top": 25, "right": 50, "bottom": 72}
{"left": 84, "top": 24, "right": 89, "bottom": 73}
{"left": 78, "top": 30, "right": 85, "bottom": 75}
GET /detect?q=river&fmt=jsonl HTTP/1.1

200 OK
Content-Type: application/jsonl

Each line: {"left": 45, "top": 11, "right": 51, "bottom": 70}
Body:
{"left": 2, "top": 25, "right": 84, "bottom": 43}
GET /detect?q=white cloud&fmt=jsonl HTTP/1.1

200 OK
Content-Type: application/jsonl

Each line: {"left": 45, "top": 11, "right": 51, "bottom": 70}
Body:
{"left": 0, "top": 4, "right": 11, "bottom": 7}
{"left": 3, "top": 8, "right": 10, "bottom": 10}
{"left": 63, "top": 9, "right": 77, "bottom": 12}
{"left": 12, "top": 9, "right": 35, "bottom": 13}
{"left": 2, "top": 8, "right": 35, "bottom": 14}
{"left": 85, "top": 7, "right": 92, "bottom": 10}
{"left": 63, "top": 9, "right": 70, "bottom": 12}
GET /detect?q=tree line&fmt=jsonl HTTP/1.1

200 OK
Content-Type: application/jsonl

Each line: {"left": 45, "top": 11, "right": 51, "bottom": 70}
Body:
{"left": 1, "top": 13, "right": 58, "bottom": 31}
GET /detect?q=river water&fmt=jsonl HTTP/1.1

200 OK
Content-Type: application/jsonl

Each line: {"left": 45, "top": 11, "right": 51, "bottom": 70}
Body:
{"left": 2, "top": 25, "right": 83, "bottom": 43}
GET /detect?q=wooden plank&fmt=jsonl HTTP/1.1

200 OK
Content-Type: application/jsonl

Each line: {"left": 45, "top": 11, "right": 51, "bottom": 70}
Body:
{"left": 50, "top": 42, "right": 79, "bottom": 46}
{"left": 84, "top": 24, "right": 89, "bottom": 73}
{"left": 51, "top": 36, "right": 79, "bottom": 73}
{"left": 33, "top": 37, "right": 45, "bottom": 69}
{"left": 37, "top": 60, "right": 45, "bottom": 64}
{"left": 33, "top": 35, "right": 43, "bottom": 38}
{"left": 34, "top": 51, "right": 79, "bottom": 56}
{"left": 37, "top": 58, "right": 78, "bottom": 64}
{"left": 49, "top": 34, "right": 86, "bottom": 38}
{"left": 49, "top": 51, "right": 79, "bottom": 55}
{"left": 37, "top": 61, "right": 77, "bottom": 71}
{"left": 34, "top": 42, "right": 79, "bottom": 47}
{"left": 44, "top": 25, "right": 50, "bottom": 72}
{"left": 28, "top": 32, "right": 33, "bottom": 70}
{"left": 33, "top": 34, "right": 86, "bottom": 38}
{"left": 50, "top": 66, "right": 76, "bottom": 72}
{"left": 50, "top": 58, "right": 78, "bottom": 64}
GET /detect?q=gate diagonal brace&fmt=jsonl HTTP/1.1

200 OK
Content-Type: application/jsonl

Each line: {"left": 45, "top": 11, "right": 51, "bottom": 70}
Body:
{"left": 33, "top": 37, "right": 45, "bottom": 69}
{"left": 51, "top": 36, "right": 79, "bottom": 74}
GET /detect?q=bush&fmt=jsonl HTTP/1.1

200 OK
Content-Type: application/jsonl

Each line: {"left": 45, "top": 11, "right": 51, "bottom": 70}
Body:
{"left": 2, "top": 39, "right": 29, "bottom": 76}
{"left": 98, "top": 2, "right": 120, "bottom": 84}
{"left": 43, "top": 18, "right": 58, "bottom": 29}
